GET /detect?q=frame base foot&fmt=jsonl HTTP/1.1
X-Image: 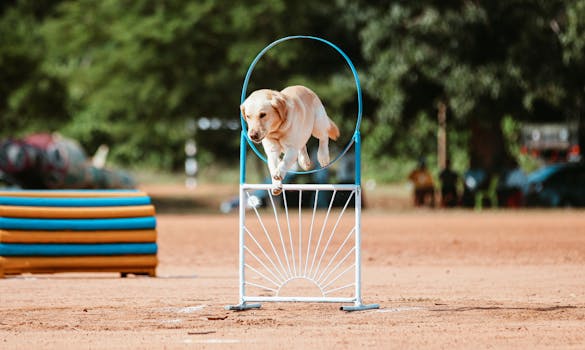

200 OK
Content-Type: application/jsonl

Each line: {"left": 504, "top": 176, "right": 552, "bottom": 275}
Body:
{"left": 340, "top": 303, "right": 380, "bottom": 312}
{"left": 225, "top": 303, "right": 262, "bottom": 311}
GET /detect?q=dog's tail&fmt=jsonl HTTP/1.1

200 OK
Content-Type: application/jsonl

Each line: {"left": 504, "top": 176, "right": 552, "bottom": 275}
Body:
{"left": 328, "top": 119, "right": 340, "bottom": 141}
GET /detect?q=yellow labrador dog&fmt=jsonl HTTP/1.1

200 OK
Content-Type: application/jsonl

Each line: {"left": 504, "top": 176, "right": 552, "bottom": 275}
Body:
{"left": 241, "top": 85, "right": 339, "bottom": 195}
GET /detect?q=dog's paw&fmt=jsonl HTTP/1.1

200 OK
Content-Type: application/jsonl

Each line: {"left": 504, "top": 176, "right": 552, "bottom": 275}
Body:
{"left": 299, "top": 158, "right": 312, "bottom": 171}
{"left": 271, "top": 175, "right": 283, "bottom": 196}
{"left": 271, "top": 186, "right": 283, "bottom": 196}
{"left": 317, "top": 149, "right": 330, "bottom": 167}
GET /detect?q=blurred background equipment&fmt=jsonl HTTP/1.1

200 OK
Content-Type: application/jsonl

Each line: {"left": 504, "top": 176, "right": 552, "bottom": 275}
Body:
{"left": 521, "top": 123, "right": 581, "bottom": 163}
{"left": 184, "top": 119, "right": 198, "bottom": 189}
{"left": 0, "top": 133, "right": 135, "bottom": 189}
{"left": 523, "top": 162, "right": 585, "bottom": 207}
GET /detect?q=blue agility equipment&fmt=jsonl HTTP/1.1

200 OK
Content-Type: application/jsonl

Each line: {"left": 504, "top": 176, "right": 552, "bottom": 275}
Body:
{"left": 0, "top": 196, "right": 151, "bottom": 207}
{"left": 0, "top": 242, "right": 157, "bottom": 256}
{"left": 239, "top": 35, "right": 362, "bottom": 180}
{"left": 0, "top": 190, "right": 158, "bottom": 278}
{"left": 227, "top": 36, "right": 378, "bottom": 312}
{"left": 0, "top": 217, "right": 156, "bottom": 231}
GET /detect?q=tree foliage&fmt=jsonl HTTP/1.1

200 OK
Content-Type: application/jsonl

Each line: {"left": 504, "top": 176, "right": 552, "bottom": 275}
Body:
{"left": 0, "top": 0, "right": 583, "bottom": 178}
{"left": 0, "top": 0, "right": 69, "bottom": 133}
{"left": 345, "top": 0, "right": 584, "bottom": 173}
{"left": 36, "top": 0, "right": 354, "bottom": 169}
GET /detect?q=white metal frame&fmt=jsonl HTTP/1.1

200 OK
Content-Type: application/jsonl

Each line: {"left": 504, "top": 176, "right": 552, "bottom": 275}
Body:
{"left": 226, "top": 182, "right": 378, "bottom": 311}
{"left": 226, "top": 36, "right": 377, "bottom": 312}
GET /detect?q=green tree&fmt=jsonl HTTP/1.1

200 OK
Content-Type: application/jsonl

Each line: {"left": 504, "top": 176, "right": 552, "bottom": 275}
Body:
{"left": 35, "top": 0, "right": 357, "bottom": 170}
{"left": 345, "top": 0, "right": 581, "bottom": 177}
{"left": 555, "top": 0, "right": 585, "bottom": 153}
{"left": 0, "top": 0, "right": 68, "bottom": 135}
{"left": 5, "top": 0, "right": 582, "bottom": 180}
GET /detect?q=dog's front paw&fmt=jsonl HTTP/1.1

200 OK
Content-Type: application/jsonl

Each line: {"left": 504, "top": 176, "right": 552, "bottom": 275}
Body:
{"left": 271, "top": 186, "right": 283, "bottom": 196}
{"left": 271, "top": 175, "right": 283, "bottom": 196}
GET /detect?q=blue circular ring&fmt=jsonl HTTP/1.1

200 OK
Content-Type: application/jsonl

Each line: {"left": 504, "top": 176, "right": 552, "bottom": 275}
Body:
{"left": 240, "top": 35, "right": 362, "bottom": 174}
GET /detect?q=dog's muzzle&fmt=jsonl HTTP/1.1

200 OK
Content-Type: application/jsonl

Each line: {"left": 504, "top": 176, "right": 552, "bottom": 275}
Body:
{"left": 248, "top": 131, "right": 262, "bottom": 143}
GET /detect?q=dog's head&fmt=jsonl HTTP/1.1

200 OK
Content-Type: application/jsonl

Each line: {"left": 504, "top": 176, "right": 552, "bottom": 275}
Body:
{"left": 240, "top": 89, "right": 287, "bottom": 143}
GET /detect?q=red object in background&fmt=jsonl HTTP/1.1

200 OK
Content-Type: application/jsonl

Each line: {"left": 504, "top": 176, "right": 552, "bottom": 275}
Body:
{"left": 569, "top": 144, "right": 580, "bottom": 156}
{"left": 506, "top": 190, "right": 523, "bottom": 208}
{"left": 23, "top": 133, "right": 54, "bottom": 149}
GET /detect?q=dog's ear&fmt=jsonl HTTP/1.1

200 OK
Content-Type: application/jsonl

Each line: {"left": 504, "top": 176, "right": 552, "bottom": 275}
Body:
{"left": 270, "top": 92, "right": 287, "bottom": 121}
{"left": 240, "top": 104, "right": 246, "bottom": 119}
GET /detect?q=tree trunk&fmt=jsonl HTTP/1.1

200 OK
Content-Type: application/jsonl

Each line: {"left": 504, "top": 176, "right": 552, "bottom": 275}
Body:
{"left": 578, "top": 103, "right": 584, "bottom": 161}
{"left": 437, "top": 101, "right": 447, "bottom": 169}
{"left": 468, "top": 117, "right": 509, "bottom": 175}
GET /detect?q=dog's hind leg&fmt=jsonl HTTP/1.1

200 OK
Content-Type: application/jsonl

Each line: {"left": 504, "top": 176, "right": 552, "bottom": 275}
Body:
{"left": 317, "top": 137, "right": 330, "bottom": 167}
{"left": 313, "top": 108, "right": 336, "bottom": 168}
{"left": 298, "top": 146, "right": 312, "bottom": 171}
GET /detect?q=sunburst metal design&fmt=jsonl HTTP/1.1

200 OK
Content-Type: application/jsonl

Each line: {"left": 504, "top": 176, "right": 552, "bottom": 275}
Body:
{"left": 243, "top": 186, "right": 357, "bottom": 299}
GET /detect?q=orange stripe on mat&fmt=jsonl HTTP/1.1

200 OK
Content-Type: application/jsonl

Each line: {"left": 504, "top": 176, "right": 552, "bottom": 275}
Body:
{"left": 0, "top": 229, "right": 157, "bottom": 243}
{"left": 0, "top": 205, "right": 156, "bottom": 218}
{"left": 0, "top": 191, "right": 147, "bottom": 198}
{"left": 0, "top": 255, "right": 157, "bottom": 277}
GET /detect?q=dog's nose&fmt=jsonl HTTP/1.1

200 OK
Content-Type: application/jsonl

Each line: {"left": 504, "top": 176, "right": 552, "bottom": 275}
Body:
{"left": 249, "top": 131, "right": 260, "bottom": 142}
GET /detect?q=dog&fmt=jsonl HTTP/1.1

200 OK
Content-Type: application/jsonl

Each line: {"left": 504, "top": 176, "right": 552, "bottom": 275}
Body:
{"left": 240, "top": 85, "right": 339, "bottom": 195}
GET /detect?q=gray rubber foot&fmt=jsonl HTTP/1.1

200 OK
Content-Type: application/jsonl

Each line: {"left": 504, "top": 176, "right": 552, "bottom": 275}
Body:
{"left": 225, "top": 303, "right": 262, "bottom": 311}
{"left": 340, "top": 303, "right": 380, "bottom": 312}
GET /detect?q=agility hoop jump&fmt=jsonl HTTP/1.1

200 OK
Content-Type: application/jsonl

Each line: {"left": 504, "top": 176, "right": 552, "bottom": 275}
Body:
{"left": 226, "top": 36, "right": 378, "bottom": 312}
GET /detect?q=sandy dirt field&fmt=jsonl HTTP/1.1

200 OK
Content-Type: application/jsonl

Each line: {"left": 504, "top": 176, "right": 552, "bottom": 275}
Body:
{"left": 1, "top": 185, "right": 585, "bottom": 349}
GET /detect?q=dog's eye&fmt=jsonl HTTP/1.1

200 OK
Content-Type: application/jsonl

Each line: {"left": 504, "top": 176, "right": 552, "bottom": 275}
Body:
{"left": 259, "top": 113, "right": 266, "bottom": 119}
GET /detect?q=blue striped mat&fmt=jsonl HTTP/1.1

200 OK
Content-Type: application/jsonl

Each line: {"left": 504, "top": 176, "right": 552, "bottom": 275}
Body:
{"left": 0, "top": 196, "right": 151, "bottom": 207}
{"left": 0, "top": 242, "right": 157, "bottom": 256}
{"left": 0, "top": 217, "right": 156, "bottom": 230}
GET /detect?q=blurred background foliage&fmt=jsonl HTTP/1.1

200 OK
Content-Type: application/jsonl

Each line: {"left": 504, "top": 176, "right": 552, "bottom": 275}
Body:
{"left": 1, "top": 0, "right": 584, "bottom": 182}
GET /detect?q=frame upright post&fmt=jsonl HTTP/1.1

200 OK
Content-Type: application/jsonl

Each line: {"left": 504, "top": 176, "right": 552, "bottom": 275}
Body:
{"left": 226, "top": 131, "right": 261, "bottom": 311}
{"left": 340, "top": 131, "right": 378, "bottom": 311}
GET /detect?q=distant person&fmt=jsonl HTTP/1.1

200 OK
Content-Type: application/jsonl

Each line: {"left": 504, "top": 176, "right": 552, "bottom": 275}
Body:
{"left": 408, "top": 158, "right": 435, "bottom": 207}
{"left": 439, "top": 159, "right": 459, "bottom": 207}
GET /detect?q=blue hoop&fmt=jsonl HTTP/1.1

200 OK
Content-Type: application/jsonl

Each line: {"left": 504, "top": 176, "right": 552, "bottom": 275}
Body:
{"left": 240, "top": 36, "right": 362, "bottom": 175}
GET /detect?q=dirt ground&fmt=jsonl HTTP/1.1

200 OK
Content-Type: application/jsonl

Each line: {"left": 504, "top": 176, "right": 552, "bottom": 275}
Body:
{"left": 1, "top": 184, "right": 585, "bottom": 349}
